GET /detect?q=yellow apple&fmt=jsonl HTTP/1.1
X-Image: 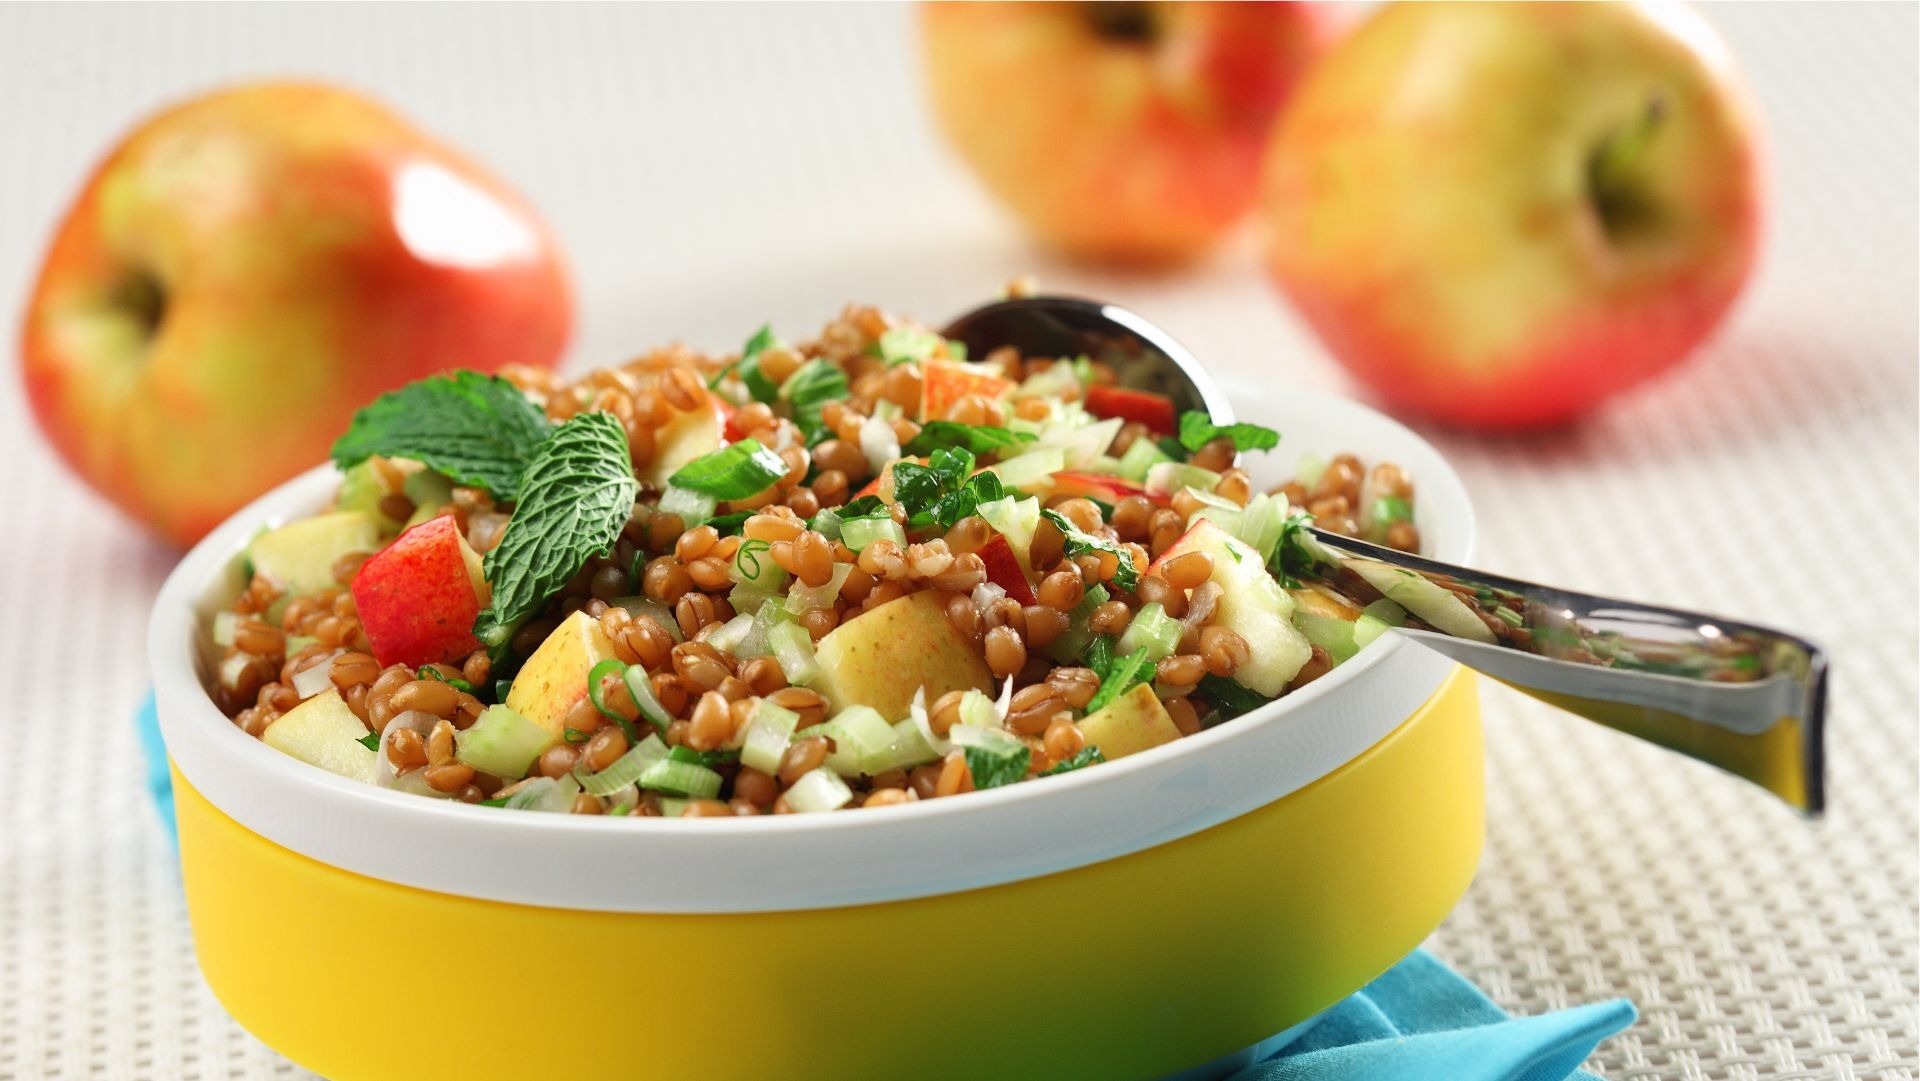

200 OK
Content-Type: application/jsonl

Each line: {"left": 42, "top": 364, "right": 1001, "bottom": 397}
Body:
{"left": 262, "top": 689, "right": 379, "bottom": 784}
{"left": 1078, "top": 682, "right": 1181, "bottom": 761}
{"left": 505, "top": 610, "right": 622, "bottom": 738}
{"left": 810, "top": 591, "right": 995, "bottom": 720}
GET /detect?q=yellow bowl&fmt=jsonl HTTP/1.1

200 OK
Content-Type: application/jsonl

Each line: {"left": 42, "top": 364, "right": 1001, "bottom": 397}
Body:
{"left": 152, "top": 385, "right": 1485, "bottom": 1080}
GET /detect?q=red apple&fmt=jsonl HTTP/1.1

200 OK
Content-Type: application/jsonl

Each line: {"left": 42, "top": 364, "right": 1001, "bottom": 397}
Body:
{"left": 977, "top": 534, "right": 1037, "bottom": 605}
{"left": 921, "top": 2, "right": 1333, "bottom": 265}
{"left": 351, "top": 514, "right": 489, "bottom": 668}
{"left": 20, "top": 82, "right": 572, "bottom": 546}
{"left": 1260, "top": 3, "right": 1763, "bottom": 427}
{"left": 1049, "top": 470, "right": 1170, "bottom": 508}
{"left": 919, "top": 359, "right": 1014, "bottom": 422}
{"left": 1083, "top": 385, "right": 1178, "bottom": 436}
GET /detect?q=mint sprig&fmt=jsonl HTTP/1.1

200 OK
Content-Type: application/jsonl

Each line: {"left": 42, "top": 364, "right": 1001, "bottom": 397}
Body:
{"left": 1039, "top": 507, "right": 1140, "bottom": 590}
{"left": 331, "top": 372, "right": 551, "bottom": 500}
{"left": 1176, "top": 412, "right": 1281, "bottom": 455}
{"left": 474, "top": 412, "right": 638, "bottom": 659}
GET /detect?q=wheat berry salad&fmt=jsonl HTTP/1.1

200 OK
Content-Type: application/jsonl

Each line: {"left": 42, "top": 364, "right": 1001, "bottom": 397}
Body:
{"left": 207, "top": 301, "right": 1433, "bottom": 818}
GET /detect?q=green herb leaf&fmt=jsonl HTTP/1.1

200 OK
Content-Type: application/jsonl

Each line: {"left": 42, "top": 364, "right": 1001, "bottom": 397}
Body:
{"left": 667, "top": 745, "right": 740, "bottom": 767}
{"left": 1039, "top": 746, "right": 1105, "bottom": 777}
{"left": 780, "top": 360, "right": 850, "bottom": 444}
{"left": 331, "top": 371, "right": 552, "bottom": 500}
{"left": 707, "top": 511, "right": 753, "bottom": 535}
{"left": 1155, "top": 436, "right": 1188, "bottom": 461}
{"left": 668, "top": 438, "right": 787, "bottom": 500}
{"left": 711, "top": 324, "right": 783, "bottom": 402}
{"left": 474, "top": 412, "right": 639, "bottom": 660}
{"left": 1086, "top": 649, "right": 1151, "bottom": 713}
{"left": 1197, "top": 674, "right": 1270, "bottom": 721}
{"left": 356, "top": 731, "right": 381, "bottom": 752}
{"left": 963, "top": 742, "right": 1031, "bottom": 790}
{"left": 1084, "top": 634, "right": 1116, "bottom": 679}
{"left": 1177, "top": 412, "right": 1281, "bottom": 455}
{"left": 479, "top": 797, "right": 512, "bottom": 807}
{"left": 1038, "top": 508, "right": 1140, "bottom": 590}
{"left": 891, "top": 447, "right": 1006, "bottom": 530}
{"left": 903, "top": 421, "right": 1036, "bottom": 458}
{"left": 834, "top": 494, "right": 887, "bottom": 521}
{"left": 1269, "top": 506, "right": 1319, "bottom": 589}
{"left": 877, "top": 326, "right": 944, "bottom": 366}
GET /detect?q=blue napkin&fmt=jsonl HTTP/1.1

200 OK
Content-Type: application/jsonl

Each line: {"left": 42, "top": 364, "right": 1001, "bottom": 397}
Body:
{"left": 135, "top": 692, "right": 1633, "bottom": 1080}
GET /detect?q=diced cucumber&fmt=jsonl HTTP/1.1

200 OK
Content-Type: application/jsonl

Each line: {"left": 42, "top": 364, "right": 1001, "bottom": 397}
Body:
{"left": 800, "top": 706, "right": 896, "bottom": 777}
{"left": 740, "top": 701, "right": 800, "bottom": 775}
{"left": 767, "top": 620, "right": 820, "bottom": 686}
{"left": 456, "top": 705, "right": 557, "bottom": 780}
{"left": 1116, "top": 602, "right": 1180, "bottom": 662}
{"left": 841, "top": 517, "right": 907, "bottom": 553}
{"left": 1115, "top": 436, "right": 1173, "bottom": 482}
{"left": 211, "top": 611, "right": 240, "bottom": 647}
{"left": 783, "top": 768, "right": 854, "bottom": 813}
{"left": 1144, "top": 462, "right": 1222, "bottom": 498}
{"left": 658, "top": 484, "right": 718, "bottom": 526}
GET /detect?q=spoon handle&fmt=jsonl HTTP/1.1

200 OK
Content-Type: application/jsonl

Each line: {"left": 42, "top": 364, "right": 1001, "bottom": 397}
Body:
{"left": 1308, "top": 529, "right": 1828, "bottom": 815}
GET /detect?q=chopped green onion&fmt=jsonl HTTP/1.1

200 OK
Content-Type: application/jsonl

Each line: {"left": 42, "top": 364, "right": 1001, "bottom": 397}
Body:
{"left": 638, "top": 757, "right": 723, "bottom": 799}
{"left": 1493, "top": 605, "right": 1525, "bottom": 628}
{"left": 841, "top": 516, "right": 906, "bottom": 553}
{"left": 730, "top": 539, "right": 786, "bottom": 586}
{"left": 1115, "top": 602, "right": 1180, "bottom": 662}
{"left": 783, "top": 768, "right": 854, "bottom": 813}
{"left": 804, "top": 706, "right": 896, "bottom": 777}
{"left": 903, "top": 421, "right": 1036, "bottom": 458}
{"left": 740, "top": 701, "right": 801, "bottom": 775}
{"left": 668, "top": 438, "right": 787, "bottom": 500}
{"left": 586, "top": 659, "right": 638, "bottom": 742}
{"left": 1047, "top": 583, "right": 1111, "bottom": 662}
{"left": 416, "top": 666, "right": 476, "bottom": 694}
{"left": 781, "top": 360, "right": 850, "bottom": 444}
{"left": 658, "top": 484, "right": 718, "bottom": 526}
{"left": 504, "top": 775, "right": 582, "bottom": 813}
{"left": 1371, "top": 495, "right": 1413, "bottom": 526}
{"left": 622, "top": 666, "right": 676, "bottom": 733}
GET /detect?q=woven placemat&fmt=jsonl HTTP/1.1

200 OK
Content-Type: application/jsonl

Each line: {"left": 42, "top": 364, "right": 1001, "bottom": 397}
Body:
{"left": 0, "top": 5, "right": 1912, "bottom": 1078}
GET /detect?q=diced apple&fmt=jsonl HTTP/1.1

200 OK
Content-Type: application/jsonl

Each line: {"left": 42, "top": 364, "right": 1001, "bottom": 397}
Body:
{"left": 1290, "top": 583, "right": 1366, "bottom": 662}
{"left": 638, "top": 400, "right": 729, "bottom": 488}
{"left": 1149, "top": 518, "right": 1310, "bottom": 695}
{"left": 1047, "top": 470, "right": 1171, "bottom": 508}
{"left": 505, "top": 610, "right": 623, "bottom": 738}
{"left": 919, "top": 359, "right": 1015, "bottom": 421}
{"left": 335, "top": 460, "right": 403, "bottom": 530}
{"left": 1077, "top": 682, "right": 1182, "bottom": 761}
{"left": 248, "top": 510, "right": 383, "bottom": 596}
{"left": 262, "top": 689, "right": 378, "bottom": 784}
{"left": 1083, "top": 385, "right": 1178, "bottom": 436}
{"left": 977, "top": 534, "right": 1036, "bottom": 604}
{"left": 351, "top": 515, "right": 489, "bottom": 668}
{"left": 810, "top": 590, "right": 994, "bottom": 720}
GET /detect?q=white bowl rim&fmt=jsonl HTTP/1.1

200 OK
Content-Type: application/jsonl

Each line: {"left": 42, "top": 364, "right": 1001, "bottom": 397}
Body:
{"left": 152, "top": 383, "right": 1475, "bottom": 913}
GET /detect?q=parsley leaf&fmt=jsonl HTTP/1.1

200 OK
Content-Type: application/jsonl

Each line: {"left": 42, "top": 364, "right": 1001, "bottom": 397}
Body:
{"left": 1086, "top": 649, "right": 1152, "bottom": 713}
{"left": 1197, "top": 674, "right": 1271, "bottom": 721}
{"left": 780, "top": 360, "right": 850, "bottom": 444}
{"left": 706, "top": 511, "right": 753, "bottom": 535}
{"left": 891, "top": 447, "right": 1005, "bottom": 529}
{"left": 331, "top": 371, "right": 551, "bottom": 500}
{"left": 1269, "top": 505, "right": 1320, "bottom": 588}
{"left": 473, "top": 412, "right": 639, "bottom": 660}
{"left": 1040, "top": 746, "right": 1105, "bottom": 777}
{"left": 903, "top": 421, "right": 1036, "bottom": 458}
{"left": 1177, "top": 412, "right": 1281, "bottom": 454}
{"left": 1038, "top": 508, "right": 1140, "bottom": 590}
{"left": 963, "top": 742, "right": 1031, "bottom": 790}
{"left": 1084, "top": 634, "right": 1116, "bottom": 679}
{"left": 668, "top": 439, "right": 787, "bottom": 500}
{"left": 834, "top": 495, "right": 887, "bottom": 520}
{"left": 356, "top": 731, "right": 381, "bottom": 752}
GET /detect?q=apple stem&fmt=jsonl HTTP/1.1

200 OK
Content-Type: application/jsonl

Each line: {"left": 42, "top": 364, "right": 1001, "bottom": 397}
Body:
{"left": 114, "top": 270, "right": 168, "bottom": 339}
{"left": 1588, "top": 95, "right": 1668, "bottom": 236}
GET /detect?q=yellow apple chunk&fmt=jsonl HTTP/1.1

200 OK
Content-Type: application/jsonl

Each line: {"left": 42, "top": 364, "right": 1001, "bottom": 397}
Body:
{"left": 810, "top": 590, "right": 994, "bottom": 720}
{"left": 262, "top": 688, "right": 378, "bottom": 784}
{"left": 638, "top": 402, "right": 727, "bottom": 489}
{"left": 1076, "top": 683, "right": 1182, "bottom": 762}
{"left": 247, "top": 510, "right": 383, "bottom": 595}
{"left": 505, "top": 610, "right": 622, "bottom": 738}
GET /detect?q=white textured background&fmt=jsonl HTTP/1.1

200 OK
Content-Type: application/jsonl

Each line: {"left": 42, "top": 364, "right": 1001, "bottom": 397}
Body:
{"left": 0, "top": 4, "right": 1914, "bottom": 1079}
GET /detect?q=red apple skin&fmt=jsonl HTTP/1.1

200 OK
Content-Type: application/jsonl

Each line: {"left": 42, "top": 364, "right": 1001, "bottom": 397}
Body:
{"left": 922, "top": 2, "right": 1334, "bottom": 265}
{"left": 977, "top": 534, "right": 1037, "bottom": 605}
{"left": 20, "top": 82, "right": 572, "bottom": 546}
{"left": 1260, "top": 3, "right": 1763, "bottom": 428}
{"left": 1050, "top": 471, "right": 1170, "bottom": 508}
{"left": 351, "top": 514, "right": 486, "bottom": 669}
{"left": 919, "top": 360, "right": 1014, "bottom": 422}
{"left": 1083, "top": 385, "right": 1178, "bottom": 435}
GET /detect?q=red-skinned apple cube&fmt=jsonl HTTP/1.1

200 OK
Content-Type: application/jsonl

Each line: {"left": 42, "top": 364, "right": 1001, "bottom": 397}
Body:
{"left": 352, "top": 514, "right": 488, "bottom": 668}
{"left": 977, "top": 534, "right": 1036, "bottom": 605}
{"left": 1084, "top": 385, "right": 1178, "bottom": 436}
{"left": 1050, "top": 471, "right": 1171, "bottom": 508}
{"left": 920, "top": 360, "right": 1014, "bottom": 421}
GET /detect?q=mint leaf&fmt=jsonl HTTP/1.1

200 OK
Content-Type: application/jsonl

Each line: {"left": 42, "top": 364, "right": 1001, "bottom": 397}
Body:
{"left": 668, "top": 439, "right": 787, "bottom": 500}
{"left": 1039, "top": 746, "right": 1104, "bottom": 777}
{"left": 331, "top": 371, "right": 551, "bottom": 500}
{"left": 474, "top": 412, "right": 639, "bottom": 660}
{"left": 1197, "top": 674, "right": 1270, "bottom": 721}
{"left": 780, "top": 360, "right": 850, "bottom": 444}
{"left": 892, "top": 447, "right": 1004, "bottom": 529}
{"left": 1039, "top": 508, "right": 1140, "bottom": 590}
{"left": 903, "top": 422, "right": 1035, "bottom": 458}
{"left": 1177, "top": 412, "right": 1280, "bottom": 454}
{"left": 963, "top": 742, "right": 1030, "bottom": 790}
{"left": 356, "top": 731, "right": 380, "bottom": 752}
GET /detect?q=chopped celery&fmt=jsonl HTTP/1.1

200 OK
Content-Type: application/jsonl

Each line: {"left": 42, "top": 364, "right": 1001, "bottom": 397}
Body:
{"left": 878, "top": 326, "right": 942, "bottom": 366}
{"left": 638, "top": 758, "right": 723, "bottom": 799}
{"left": 768, "top": 620, "right": 820, "bottom": 686}
{"left": 841, "top": 516, "right": 907, "bottom": 553}
{"left": 1046, "top": 583, "right": 1111, "bottom": 662}
{"left": 573, "top": 735, "right": 669, "bottom": 796}
{"left": 657, "top": 797, "right": 692, "bottom": 818}
{"left": 456, "top": 704, "right": 556, "bottom": 780}
{"left": 783, "top": 768, "right": 854, "bottom": 813}
{"left": 728, "top": 580, "right": 786, "bottom": 617}
{"left": 211, "top": 611, "right": 239, "bottom": 647}
{"left": 1031, "top": 417, "right": 1122, "bottom": 470}
{"left": 1353, "top": 599, "right": 1407, "bottom": 651}
{"left": 802, "top": 706, "right": 896, "bottom": 777}
{"left": 613, "top": 596, "right": 684, "bottom": 640}
{"left": 810, "top": 507, "right": 844, "bottom": 542}
{"left": 1115, "top": 602, "right": 1180, "bottom": 662}
{"left": 987, "top": 446, "right": 1068, "bottom": 492}
{"left": 505, "top": 775, "right": 581, "bottom": 813}
{"left": 705, "top": 611, "right": 759, "bottom": 655}
{"left": 658, "top": 484, "right": 717, "bottom": 526}
{"left": 740, "top": 701, "right": 800, "bottom": 775}
{"left": 956, "top": 688, "right": 1000, "bottom": 729}
{"left": 1145, "top": 462, "right": 1222, "bottom": 498}
{"left": 784, "top": 563, "right": 852, "bottom": 615}
{"left": 1115, "top": 436, "right": 1173, "bottom": 482}
{"left": 976, "top": 495, "right": 1041, "bottom": 556}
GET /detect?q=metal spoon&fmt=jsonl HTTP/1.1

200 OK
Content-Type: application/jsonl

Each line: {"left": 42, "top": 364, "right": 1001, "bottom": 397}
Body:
{"left": 944, "top": 295, "right": 1829, "bottom": 816}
